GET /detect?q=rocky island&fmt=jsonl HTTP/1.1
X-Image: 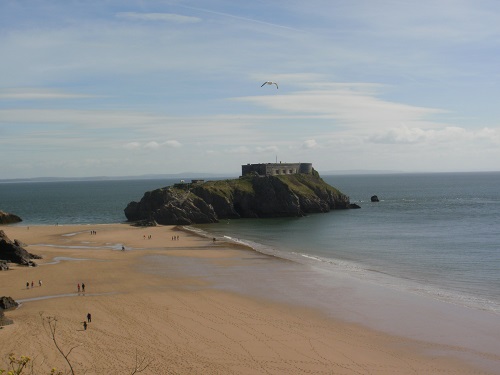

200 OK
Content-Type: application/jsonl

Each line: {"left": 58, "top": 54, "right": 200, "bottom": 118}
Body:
{"left": 125, "top": 163, "right": 354, "bottom": 225}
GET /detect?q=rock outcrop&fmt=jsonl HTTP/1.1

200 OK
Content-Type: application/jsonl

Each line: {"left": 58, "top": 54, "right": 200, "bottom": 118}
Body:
{"left": 0, "top": 310, "right": 13, "bottom": 326}
{"left": 0, "top": 296, "right": 18, "bottom": 327}
{"left": 371, "top": 195, "right": 380, "bottom": 202}
{"left": 0, "top": 210, "right": 22, "bottom": 224}
{"left": 0, "top": 296, "right": 18, "bottom": 310}
{"left": 0, "top": 230, "right": 41, "bottom": 266}
{"left": 125, "top": 172, "right": 352, "bottom": 225}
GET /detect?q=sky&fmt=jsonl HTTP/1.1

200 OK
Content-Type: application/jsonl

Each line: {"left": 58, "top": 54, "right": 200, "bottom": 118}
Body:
{"left": 1, "top": 0, "right": 500, "bottom": 179}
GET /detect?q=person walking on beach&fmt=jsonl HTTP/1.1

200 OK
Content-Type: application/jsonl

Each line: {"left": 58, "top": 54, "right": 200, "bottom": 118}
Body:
{"left": 26, "top": 281, "right": 29, "bottom": 289}
{"left": 83, "top": 321, "right": 87, "bottom": 330}
{"left": 31, "top": 281, "right": 34, "bottom": 288}
{"left": 87, "top": 313, "right": 92, "bottom": 323}
{"left": 81, "top": 283, "right": 85, "bottom": 293}
{"left": 38, "top": 279, "right": 42, "bottom": 287}
{"left": 77, "top": 283, "right": 81, "bottom": 293}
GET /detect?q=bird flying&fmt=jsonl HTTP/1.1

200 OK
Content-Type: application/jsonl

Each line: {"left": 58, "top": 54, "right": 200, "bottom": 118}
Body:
{"left": 261, "top": 81, "right": 278, "bottom": 89}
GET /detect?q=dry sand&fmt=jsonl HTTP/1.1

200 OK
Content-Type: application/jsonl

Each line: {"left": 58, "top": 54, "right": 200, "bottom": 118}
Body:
{"left": 0, "top": 224, "right": 496, "bottom": 374}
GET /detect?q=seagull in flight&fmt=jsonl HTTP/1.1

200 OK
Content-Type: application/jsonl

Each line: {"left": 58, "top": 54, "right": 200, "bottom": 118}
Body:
{"left": 261, "top": 81, "right": 278, "bottom": 89}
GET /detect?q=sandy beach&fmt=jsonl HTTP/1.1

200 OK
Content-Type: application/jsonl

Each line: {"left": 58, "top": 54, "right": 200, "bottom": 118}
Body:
{"left": 0, "top": 223, "right": 497, "bottom": 374}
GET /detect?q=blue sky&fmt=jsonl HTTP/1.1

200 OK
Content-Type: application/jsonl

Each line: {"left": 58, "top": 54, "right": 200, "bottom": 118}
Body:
{"left": 1, "top": 0, "right": 500, "bottom": 178}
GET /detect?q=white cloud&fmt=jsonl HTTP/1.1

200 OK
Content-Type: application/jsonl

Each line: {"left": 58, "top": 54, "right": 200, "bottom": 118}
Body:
{"left": 369, "top": 125, "right": 500, "bottom": 145}
{"left": 163, "top": 140, "right": 182, "bottom": 148}
{"left": 302, "top": 139, "right": 318, "bottom": 149}
{"left": 122, "top": 140, "right": 183, "bottom": 151}
{"left": 256, "top": 145, "right": 279, "bottom": 153}
{"left": 225, "top": 146, "right": 250, "bottom": 154}
{"left": 144, "top": 141, "right": 160, "bottom": 149}
{"left": 0, "top": 88, "right": 95, "bottom": 100}
{"left": 174, "top": 4, "right": 296, "bottom": 30}
{"left": 116, "top": 12, "right": 201, "bottom": 24}
{"left": 0, "top": 109, "right": 160, "bottom": 127}
{"left": 123, "top": 142, "right": 141, "bottom": 150}
{"left": 237, "top": 82, "right": 446, "bottom": 133}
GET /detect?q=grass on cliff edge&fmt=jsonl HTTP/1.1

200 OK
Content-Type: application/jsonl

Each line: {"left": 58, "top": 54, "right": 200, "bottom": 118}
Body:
{"left": 180, "top": 171, "right": 345, "bottom": 200}
{"left": 275, "top": 173, "right": 345, "bottom": 199}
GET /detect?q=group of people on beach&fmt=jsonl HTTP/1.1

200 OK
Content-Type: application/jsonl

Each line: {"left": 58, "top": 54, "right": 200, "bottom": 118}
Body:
{"left": 172, "top": 235, "right": 180, "bottom": 241}
{"left": 77, "top": 282, "right": 86, "bottom": 293}
{"left": 90, "top": 230, "right": 97, "bottom": 235}
{"left": 24, "top": 279, "right": 93, "bottom": 330}
{"left": 26, "top": 280, "right": 42, "bottom": 289}
{"left": 83, "top": 312, "right": 92, "bottom": 330}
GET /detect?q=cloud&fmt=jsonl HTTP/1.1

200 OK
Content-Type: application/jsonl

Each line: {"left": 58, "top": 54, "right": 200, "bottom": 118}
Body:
{"left": 175, "top": 4, "right": 296, "bottom": 30}
{"left": 123, "top": 142, "right": 141, "bottom": 150}
{"left": 225, "top": 146, "right": 251, "bottom": 154}
{"left": 122, "top": 140, "right": 182, "bottom": 151}
{"left": 0, "top": 109, "right": 165, "bottom": 128}
{"left": 0, "top": 88, "right": 94, "bottom": 100}
{"left": 116, "top": 12, "right": 201, "bottom": 24}
{"left": 236, "top": 82, "right": 446, "bottom": 133}
{"left": 144, "top": 141, "right": 160, "bottom": 149}
{"left": 256, "top": 145, "right": 279, "bottom": 153}
{"left": 302, "top": 139, "right": 318, "bottom": 149}
{"left": 164, "top": 140, "right": 182, "bottom": 148}
{"left": 206, "top": 145, "right": 277, "bottom": 156}
{"left": 369, "top": 125, "right": 500, "bottom": 145}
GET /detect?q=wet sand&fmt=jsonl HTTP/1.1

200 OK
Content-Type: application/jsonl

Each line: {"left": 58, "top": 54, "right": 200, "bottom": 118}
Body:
{"left": 0, "top": 224, "right": 497, "bottom": 374}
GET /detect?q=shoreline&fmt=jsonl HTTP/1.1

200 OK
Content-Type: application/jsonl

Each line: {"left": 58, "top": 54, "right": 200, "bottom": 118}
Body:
{"left": 1, "top": 223, "right": 498, "bottom": 374}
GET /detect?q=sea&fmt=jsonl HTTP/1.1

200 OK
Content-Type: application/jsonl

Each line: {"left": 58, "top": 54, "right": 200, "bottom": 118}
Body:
{"left": 2, "top": 172, "right": 500, "bottom": 367}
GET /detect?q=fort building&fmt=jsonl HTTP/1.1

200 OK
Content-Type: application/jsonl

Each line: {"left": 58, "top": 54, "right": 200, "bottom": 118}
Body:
{"left": 241, "top": 162, "right": 313, "bottom": 177}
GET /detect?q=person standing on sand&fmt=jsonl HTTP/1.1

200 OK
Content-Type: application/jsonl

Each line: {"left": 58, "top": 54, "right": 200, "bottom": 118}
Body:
{"left": 83, "top": 321, "right": 87, "bottom": 330}
{"left": 38, "top": 280, "right": 42, "bottom": 287}
{"left": 77, "top": 283, "right": 80, "bottom": 293}
{"left": 26, "top": 281, "right": 29, "bottom": 289}
{"left": 87, "top": 313, "right": 91, "bottom": 323}
{"left": 81, "top": 283, "right": 85, "bottom": 292}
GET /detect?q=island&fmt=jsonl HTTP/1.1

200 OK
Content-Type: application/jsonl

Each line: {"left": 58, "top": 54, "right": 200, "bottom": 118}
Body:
{"left": 124, "top": 163, "right": 355, "bottom": 225}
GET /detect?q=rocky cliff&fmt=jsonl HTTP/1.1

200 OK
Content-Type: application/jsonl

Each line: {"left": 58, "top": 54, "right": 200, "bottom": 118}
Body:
{"left": 0, "top": 210, "right": 22, "bottom": 224}
{"left": 0, "top": 230, "right": 41, "bottom": 266}
{"left": 124, "top": 172, "right": 352, "bottom": 225}
{"left": 0, "top": 296, "right": 18, "bottom": 326}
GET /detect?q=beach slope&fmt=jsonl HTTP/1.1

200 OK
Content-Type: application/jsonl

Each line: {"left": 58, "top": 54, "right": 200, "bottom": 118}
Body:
{"left": 0, "top": 224, "right": 495, "bottom": 374}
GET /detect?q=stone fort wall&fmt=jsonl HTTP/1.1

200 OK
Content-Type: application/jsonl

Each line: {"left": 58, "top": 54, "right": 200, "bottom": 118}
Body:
{"left": 241, "top": 163, "right": 313, "bottom": 176}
